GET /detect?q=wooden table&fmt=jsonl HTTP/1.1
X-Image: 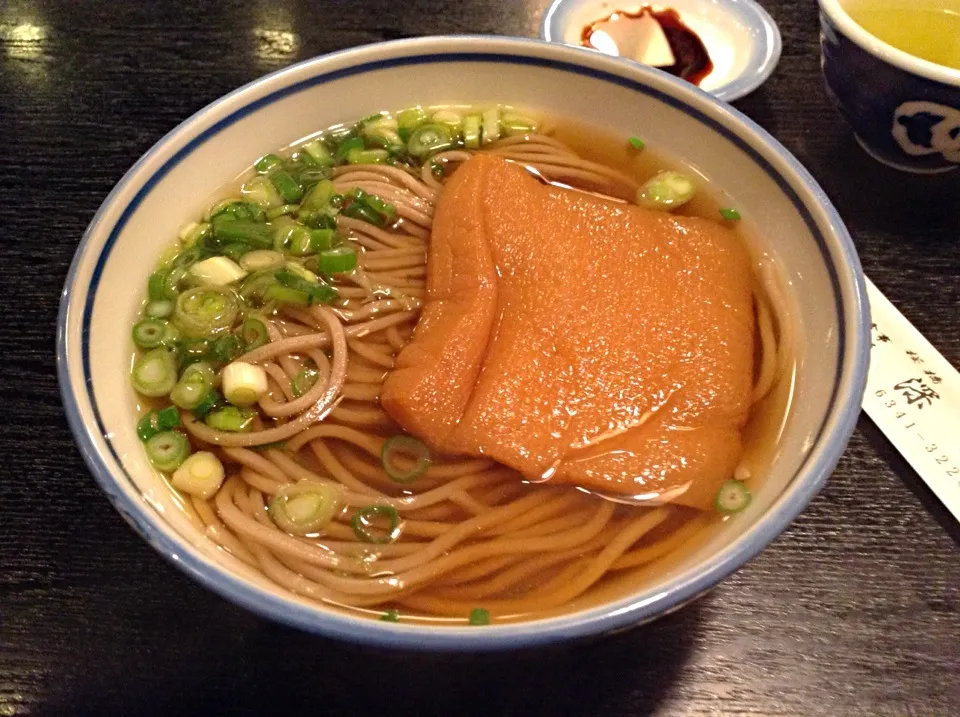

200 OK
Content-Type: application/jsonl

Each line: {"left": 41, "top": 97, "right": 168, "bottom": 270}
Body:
{"left": 2, "top": 1, "right": 957, "bottom": 714}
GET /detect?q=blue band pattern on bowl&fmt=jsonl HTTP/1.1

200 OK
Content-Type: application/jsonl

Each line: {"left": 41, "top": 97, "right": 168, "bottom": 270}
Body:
{"left": 820, "top": 11, "right": 960, "bottom": 173}
{"left": 57, "top": 37, "right": 870, "bottom": 651}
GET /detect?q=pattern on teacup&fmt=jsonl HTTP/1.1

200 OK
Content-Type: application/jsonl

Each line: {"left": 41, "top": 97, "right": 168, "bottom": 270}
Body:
{"left": 892, "top": 101, "right": 960, "bottom": 163}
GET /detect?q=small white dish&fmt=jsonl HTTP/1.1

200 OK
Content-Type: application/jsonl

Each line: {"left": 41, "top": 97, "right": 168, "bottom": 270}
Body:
{"left": 541, "top": 0, "right": 783, "bottom": 101}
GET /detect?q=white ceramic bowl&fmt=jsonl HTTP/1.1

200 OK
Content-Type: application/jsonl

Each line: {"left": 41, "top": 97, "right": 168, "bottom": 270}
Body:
{"left": 58, "top": 36, "right": 869, "bottom": 651}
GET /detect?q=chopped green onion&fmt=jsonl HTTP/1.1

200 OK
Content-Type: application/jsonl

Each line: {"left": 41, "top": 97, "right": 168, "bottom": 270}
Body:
{"left": 284, "top": 261, "right": 319, "bottom": 283}
{"left": 269, "top": 480, "right": 344, "bottom": 536}
{"left": 265, "top": 204, "right": 299, "bottom": 220}
{"left": 204, "top": 406, "right": 255, "bottom": 432}
{"left": 241, "top": 176, "right": 284, "bottom": 209}
{"left": 170, "top": 246, "right": 208, "bottom": 270}
{"left": 240, "top": 249, "right": 285, "bottom": 272}
{"left": 156, "top": 405, "right": 181, "bottom": 431}
{"left": 178, "top": 221, "right": 211, "bottom": 248}
{"left": 352, "top": 505, "right": 401, "bottom": 544}
{"left": 284, "top": 227, "right": 337, "bottom": 256}
{"left": 481, "top": 107, "right": 500, "bottom": 146}
{"left": 189, "top": 256, "right": 248, "bottom": 287}
{"left": 719, "top": 207, "right": 741, "bottom": 221}
{"left": 211, "top": 218, "right": 274, "bottom": 248}
{"left": 162, "top": 267, "right": 188, "bottom": 300}
{"left": 346, "top": 148, "right": 389, "bottom": 165}
{"left": 160, "top": 322, "right": 181, "bottom": 347}
{"left": 316, "top": 246, "right": 358, "bottom": 274}
{"left": 137, "top": 412, "right": 160, "bottom": 442}
{"left": 381, "top": 435, "right": 431, "bottom": 484}
{"left": 255, "top": 154, "right": 284, "bottom": 174}
{"left": 262, "top": 284, "right": 311, "bottom": 306}
{"left": 628, "top": 137, "right": 646, "bottom": 150}
{"left": 273, "top": 269, "right": 338, "bottom": 305}
{"left": 342, "top": 201, "right": 382, "bottom": 226}
{"left": 222, "top": 361, "right": 268, "bottom": 406}
{"left": 463, "top": 114, "right": 481, "bottom": 149}
{"left": 182, "top": 361, "right": 216, "bottom": 386}
{"left": 177, "top": 338, "right": 213, "bottom": 368}
{"left": 431, "top": 109, "right": 462, "bottom": 131}
{"left": 136, "top": 407, "right": 178, "bottom": 442}
{"left": 714, "top": 480, "right": 751, "bottom": 514}
{"left": 407, "top": 123, "right": 453, "bottom": 159}
{"left": 192, "top": 390, "right": 221, "bottom": 418}
{"left": 144, "top": 430, "right": 190, "bottom": 472}
{"left": 397, "top": 107, "right": 428, "bottom": 131}
{"left": 361, "top": 116, "right": 403, "bottom": 149}
{"left": 132, "top": 319, "right": 168, "bottom": 349}
{"left": 291, "top": 367, "right": 318, "bottom": 398}
{"left": 270, "top": 170, "right": 303, "bottom": 203}
{"left": 172, "top": 286, "right": 240, "bottom": 339}
{"left": 208, "top": 199, "right": 266, "bottom": 222}
{"left": 636, "top": 171, "right": 696, "bottom": 212}
{"left": 301, "top": 138, "right": 334, "bottom": 167}
{"left": 500, "top": 112, "right": 538, "bottom": 136}
{"left": 171, "top": 451, "right": 225, "bottom": 499}
{"left": 147, "top": 270, "right": 167, "bottom": 301}
{"left": 299, "top": 179, "right": 336, "bottom": 214}
{"left": 343, "top": 188, "right": 395, "bottom": 227}
{"left": 132, "top": 347, "right": 178, "bottom": 397}
{"left": 468, "top": 608, "right": 490, "bottom": 626}
{"left": 237, "top": 270, "right": 280, "bottom": 308}
{"left": 145, "top": 299, "right": 173, "bottom": 319}
{"left": 240, "top": 318, "right": 269, "bottom": 350}
{"left": 171, "top": 373, "right": 210, "bottom": 410}
{"left": 380, "top": 609, "right": 401, "bottom": 623}
{"left": 213, "top": 333, "right": 245, "bottom": 364}
{"left": 170, "top": 363, "right": 215, "bottom": 410}
{"left": 334, "top": 136, "right": 365, "bottom": 162}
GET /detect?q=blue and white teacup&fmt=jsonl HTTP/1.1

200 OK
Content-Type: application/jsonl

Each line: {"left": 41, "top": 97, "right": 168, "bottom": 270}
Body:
{"left": 819, "top": 0, "right": 960, "bottom": 173}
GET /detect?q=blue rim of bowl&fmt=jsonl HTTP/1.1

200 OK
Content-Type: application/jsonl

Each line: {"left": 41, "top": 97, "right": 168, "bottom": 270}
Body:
{"left": 57, "top": 36, "right": 869, "bottom": 651}
{"left": 540, "top": 0, "right": 783, "bottom": 102}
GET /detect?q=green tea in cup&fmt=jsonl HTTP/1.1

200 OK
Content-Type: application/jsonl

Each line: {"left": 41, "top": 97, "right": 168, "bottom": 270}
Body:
{"left": 842, "top": 0, "right": 960, "bottom": 69}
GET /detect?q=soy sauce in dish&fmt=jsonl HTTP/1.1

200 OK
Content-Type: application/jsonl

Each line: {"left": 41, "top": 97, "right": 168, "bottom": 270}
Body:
{"left": 581, "top": 7, "right": 713, "bottom": 86}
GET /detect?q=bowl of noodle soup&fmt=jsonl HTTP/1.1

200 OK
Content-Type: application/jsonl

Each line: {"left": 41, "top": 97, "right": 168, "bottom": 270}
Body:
{"left": 58, "top": 36, "right": 869, "bottom": 650}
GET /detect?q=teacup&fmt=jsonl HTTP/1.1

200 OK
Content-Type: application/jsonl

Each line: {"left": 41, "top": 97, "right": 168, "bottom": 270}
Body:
{"left": 819, "top": 0, "right": 960, "bottom": 173}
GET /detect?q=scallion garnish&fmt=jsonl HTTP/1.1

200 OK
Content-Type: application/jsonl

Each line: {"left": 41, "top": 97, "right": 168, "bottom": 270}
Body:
{"left": 204, "top": 406, "right": 256, "bottom": 432}
{"left": 212, "top": 333, "right": 245, "bottom": 364}
{"left": 144, "top": 299, "right": 173, "bottom": 319}
{"left": 636, "top": 171, "right": 696, "bottom": 212}
{"left": 468, "top": 608, "right": 490, "bottom": 626}
{"left": 719, "top": 207, "right": 741, "bottom": 221}
{"left": 316, "top": 246, "right": 358, "bottom": 274}
{"left": 269, "top": 480, "right": 344, "bottom": 536}
{"left": 240, "top": 317, "right": 269, "bottom": 350}
{"left": 352, "top": 505, "right": 401, "bottom": 544}
{"left": 714, "top": 479, "right": 752, "bottom": 514}
{"left": 407, "top": 123, "right": 453, "bottom": 159}
{"left": 380, "top": 609, "right": 401, "bottom": 622}
{"left": 628, "top": 136, "right": 646, "bottom": 150}
{"left": 144, "top": 430, "right": 190, "bottom": 472}
{"left": 192, "top": 390, "right": 221, "bottom": 419}
{"left": 132, "top": 319, "right": 169, "bottom": 349}
{"left": 381, "top": 435, "right": 431, "bottom": 484}
{"left": 172, "top": 286, "right": 240, "bottom": 339}
{"left": 291, "top": 367, "right": 318, "bottom": 398}
{"left": 131, "top": 347, "right": 178, "bottom": 397}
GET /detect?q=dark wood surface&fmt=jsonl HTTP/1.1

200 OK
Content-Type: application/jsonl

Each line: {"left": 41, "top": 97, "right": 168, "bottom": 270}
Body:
{"left": 2, "top": 0, "right": 958, "bottom": 714}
